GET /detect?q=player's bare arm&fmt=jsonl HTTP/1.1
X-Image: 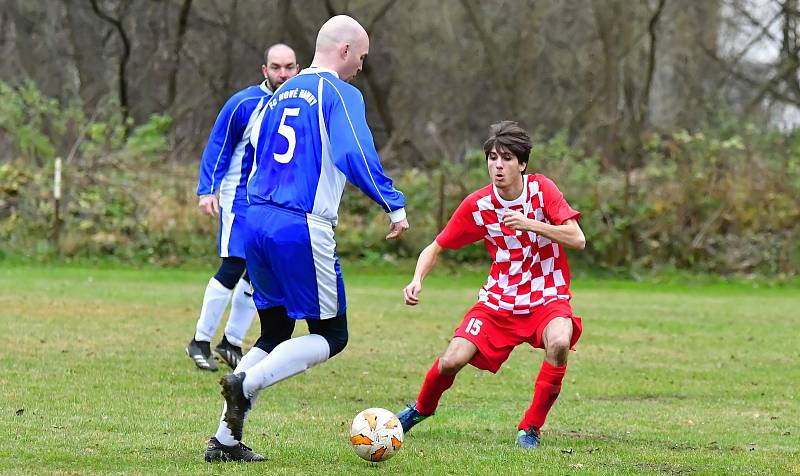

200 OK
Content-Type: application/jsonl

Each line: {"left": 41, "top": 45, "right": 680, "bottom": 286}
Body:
{"left": 198, "top": 195, "right": 220, "bottom": 217}
{"left": 404, "top": 241, "right": 445, "bottom": 305}
{"left": 502, "top": 211, "right": 585, "bottom": 250}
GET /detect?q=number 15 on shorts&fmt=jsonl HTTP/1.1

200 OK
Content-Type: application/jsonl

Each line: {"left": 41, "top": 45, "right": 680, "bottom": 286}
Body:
{"left": 465, "top": 317, "right": 483, "bottom": 336}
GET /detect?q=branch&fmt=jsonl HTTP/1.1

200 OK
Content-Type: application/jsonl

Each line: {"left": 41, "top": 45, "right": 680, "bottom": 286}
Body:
{"left": 323, "top": 0, "right": 398, "bottom": 137}
{"left": 166, "top": 0, "right": 193, "bottom": 110}
{"left": 367, "top": 0, "right": 398, "bottom": 35}
{"left": 732, "top": 1, "right": 781, "bottom": 44}
{"left": 89, "top": 0, "right": 130, "bottom": 118}
{"left": 745, "top": 57, "right": 800, "bottom": 112}
{"left": 643, "top": 0, "right": 666, "bottom": 121}
{"left": 65, "top": 109, "right": 101, "bottom": 165}
{"left": 728, "top": 10, "right": 782, "bottom": 67}
{"left": 459, "top": 0, "right": 517, "bottom": 116}
{"left": 703, "top": 44, "right": 800, "bottom": 105}
{"left": 781, "top": 0, "right": 800, "bottom": 98}
{"left": 279, "top": 0, "right": 315, "bottom": 60}
{"left": 324, "top": 0, "right": 337, "bottom": 17}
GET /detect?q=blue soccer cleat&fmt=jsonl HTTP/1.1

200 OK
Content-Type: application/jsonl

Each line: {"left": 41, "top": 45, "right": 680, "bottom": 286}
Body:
{"left": 516, "top": 427, "right": 541, "bottom": 449}
{"left": 396, "top": 403, "right": 431, "bottom": 433}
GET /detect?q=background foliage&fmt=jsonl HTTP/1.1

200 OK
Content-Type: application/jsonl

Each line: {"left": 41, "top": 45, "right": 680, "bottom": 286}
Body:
{"left": 1, "top": 81, "right": 798, "bottom": 277}
{"left": 2, "top": 1, "right": 800, "bottom": 278}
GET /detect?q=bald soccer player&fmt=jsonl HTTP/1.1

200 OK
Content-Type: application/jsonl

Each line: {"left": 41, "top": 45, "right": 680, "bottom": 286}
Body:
{"left": 202, "top": 16, "right": 409, "bottom": 462}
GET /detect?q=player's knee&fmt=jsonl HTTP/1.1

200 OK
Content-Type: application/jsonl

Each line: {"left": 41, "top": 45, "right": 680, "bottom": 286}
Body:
{"left": 323, "top": 329, "right": 348, "bottom": 358}
{"left": 322, "top": 313, "right": 348, "bottom": 358}
{"left": 254, "top": 334, "right": 288, "bottom": 353}
{"left": 438, "top": 354, "right": 467, "bottom": 375}
{"left": 309, "top": 312, "right": 348, "bottom": 358}
{"left": 214, "top": 257, "right": 246, "bottom": 289}
{"left": 254, "top": 306, "right": 295, "bottom": 353}
{"left": 544, "top": 318, "right": 572, "bottom": 352}
{"left": 550, "top": 334, "right": 570, "bottom": 350}
{"left": 546, "top": 336, "right": 571, "bottom": 361}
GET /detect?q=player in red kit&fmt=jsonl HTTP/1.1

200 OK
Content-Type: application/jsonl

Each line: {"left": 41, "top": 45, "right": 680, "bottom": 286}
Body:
{"left": 396, "top": 121, "right": 586, "bottom": 448}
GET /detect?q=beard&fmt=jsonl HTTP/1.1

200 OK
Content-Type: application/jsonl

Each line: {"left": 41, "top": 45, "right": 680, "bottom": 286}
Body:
{"left": 266, "top": 76, "right": 281, "bottom": 91}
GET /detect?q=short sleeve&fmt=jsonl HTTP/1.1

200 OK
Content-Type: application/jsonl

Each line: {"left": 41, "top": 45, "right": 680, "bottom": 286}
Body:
{"left": 435, "top": 196, "right": 485, "bottom": 249}
{"left": 538, "top": 176, "right": 580, "bottom": 225}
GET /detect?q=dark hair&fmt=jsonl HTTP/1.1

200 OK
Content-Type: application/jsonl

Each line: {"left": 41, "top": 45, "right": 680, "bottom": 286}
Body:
{"left": 482, "top": 121, "right": 532, "bottom": 169}
{"left": 263, "top": 43, "right": 292, "bottom": 65}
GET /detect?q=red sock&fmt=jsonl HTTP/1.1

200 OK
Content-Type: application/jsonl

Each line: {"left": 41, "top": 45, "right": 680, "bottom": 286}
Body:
{"left": 415, "top": 358, "right": 456, "bottom": 415}
{"left": 518, "top": 361, "right": 567, "bottom": 431}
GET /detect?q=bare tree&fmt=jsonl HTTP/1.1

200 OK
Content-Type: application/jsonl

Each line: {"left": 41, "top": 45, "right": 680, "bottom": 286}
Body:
{"left": 165, "top": 0, "right": 193, "bottom": 110}
{"left": 3, "top": 0, "right": 782, "bottom": 169}
{"left": 89, "top": 0, "right": 131, "bottom": 118}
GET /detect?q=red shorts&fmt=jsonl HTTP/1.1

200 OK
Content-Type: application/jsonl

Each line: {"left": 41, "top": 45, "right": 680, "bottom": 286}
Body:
{"left": 453, "top": 300, "right": 583, "bottom": 373}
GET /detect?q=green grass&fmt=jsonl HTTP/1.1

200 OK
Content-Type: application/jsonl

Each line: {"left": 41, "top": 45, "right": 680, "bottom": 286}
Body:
{"left": 1, "top": 265, "right": 798, "bottom": 475}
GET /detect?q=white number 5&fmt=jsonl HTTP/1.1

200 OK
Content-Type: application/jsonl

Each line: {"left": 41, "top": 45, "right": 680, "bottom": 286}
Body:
{"left": 273, "top": 107, "right": 300, "bottom": 163}
{"left": 465, "top": 318, "right": 482, "bottom": 336}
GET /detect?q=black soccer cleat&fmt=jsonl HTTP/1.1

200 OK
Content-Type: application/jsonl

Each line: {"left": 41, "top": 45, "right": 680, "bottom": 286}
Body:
{"left": 204, "top": 437, "right": 265, "bottom": 462}
{"left": 220, "top": 372, "right": 251, "bottom": 441}
{"left": 187, "top": 338, "right": 218, "bottom": 371}
{"left": 215, "top": 335, "right": 243, "bottom": 370}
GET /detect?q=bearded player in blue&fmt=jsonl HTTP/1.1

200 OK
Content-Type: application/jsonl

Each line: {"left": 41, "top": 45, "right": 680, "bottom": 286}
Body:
{"left": 189, "top": 44, "right": 299, "bottom": 372}
{"left": 203, "top": 15, "right": 410, "bottom": 462}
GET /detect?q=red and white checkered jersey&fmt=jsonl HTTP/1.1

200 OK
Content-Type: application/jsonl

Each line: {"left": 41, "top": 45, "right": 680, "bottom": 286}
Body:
{"left": 436, "top": 174, "right": 580, "bottom": 315}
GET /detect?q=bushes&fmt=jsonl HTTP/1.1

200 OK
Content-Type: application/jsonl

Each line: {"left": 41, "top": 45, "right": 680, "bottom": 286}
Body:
{"left": 335, "top": 129, "right": 800, "bottom": 277}
{"left": 1, "top": 81, "right": 798, "bottom": 276}
{"left": 0, "top": 80, "right": 204, "bottom": 264}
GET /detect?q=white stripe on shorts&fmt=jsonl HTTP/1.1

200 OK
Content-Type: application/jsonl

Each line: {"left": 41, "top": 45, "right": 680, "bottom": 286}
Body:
{"left": 306, "top": 213, "right": 338, "bottom": 319}
{"left": 219, "top": 209, "right": 234, "bottom": 257}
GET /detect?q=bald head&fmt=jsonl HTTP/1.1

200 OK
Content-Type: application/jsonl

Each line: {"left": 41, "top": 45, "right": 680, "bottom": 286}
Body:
{"left": 311, "top": 15, "right": 369, "bottom": 82}
{"left": 315, "top": 15, "right": 368, "bottom": 52}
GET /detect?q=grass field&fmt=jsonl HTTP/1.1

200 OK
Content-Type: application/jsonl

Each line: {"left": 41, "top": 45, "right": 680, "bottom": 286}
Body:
{"left": 1, "top": 265, "right": 799, "bottom": 475}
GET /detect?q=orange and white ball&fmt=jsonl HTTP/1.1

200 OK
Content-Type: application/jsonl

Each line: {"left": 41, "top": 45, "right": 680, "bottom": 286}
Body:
{"left": 349, "top": 408, "right": 404, "bottom": 462}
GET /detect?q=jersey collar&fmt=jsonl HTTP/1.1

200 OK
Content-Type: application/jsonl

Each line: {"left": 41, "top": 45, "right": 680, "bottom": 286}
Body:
{"left": 259, "top": 80, "right": 273, "bottom": 94}
{"left": 493, "top": 174, "right": 529, "bottom": 208}
{"left": 299, "top": 66, "right": 339, "bottom": 78}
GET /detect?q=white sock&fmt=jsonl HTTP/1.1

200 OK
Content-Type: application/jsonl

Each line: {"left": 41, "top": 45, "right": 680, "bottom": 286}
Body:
{"left": 242, "top": 334, "right": 330, "bottom": 398}
{"left": 223, "top": 278, "right": 257, "bottom": 346}
{"left": 234, "top": 347, "right": 268, "bottom": 374}
{"left": 214, "top": 347, "right": 268, "bottom": 446}
{"left": 194, "top": 278, "right": 233, "bottom": 342}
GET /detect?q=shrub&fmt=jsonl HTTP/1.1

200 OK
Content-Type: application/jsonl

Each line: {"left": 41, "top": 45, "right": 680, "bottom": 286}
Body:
{"left": 1, "top": 82, "right": 798, "bottom": 277}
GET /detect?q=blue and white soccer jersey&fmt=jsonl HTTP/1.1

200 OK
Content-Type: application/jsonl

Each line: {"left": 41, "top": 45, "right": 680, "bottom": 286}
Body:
{"left": 246, "top": 67, "right": 406, "bottom": 319}
{"left": 197, "top": 82, "right": 272, "bottom": 259}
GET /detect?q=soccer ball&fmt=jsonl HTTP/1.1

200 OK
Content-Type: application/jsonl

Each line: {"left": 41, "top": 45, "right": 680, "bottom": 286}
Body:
{"left": 349, "top": 407, "right": 404, "bottom": 462}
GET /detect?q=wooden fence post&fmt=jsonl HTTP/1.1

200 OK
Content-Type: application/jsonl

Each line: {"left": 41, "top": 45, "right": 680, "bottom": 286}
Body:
{"left": 53, "top": 157, "right": 62, "bottom": 252}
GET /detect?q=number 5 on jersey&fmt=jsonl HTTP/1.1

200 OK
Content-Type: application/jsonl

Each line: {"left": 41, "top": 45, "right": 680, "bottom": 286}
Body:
{"left": 465, "top": 317, "right": 482, "bottom": 336}
{"left": 273, "top": 107, "right": 300, "bottom": 163}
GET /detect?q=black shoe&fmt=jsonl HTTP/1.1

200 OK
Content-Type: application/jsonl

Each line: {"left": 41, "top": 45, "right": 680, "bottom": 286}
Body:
{"left": 187, "top": 339, "right": 218, "bottom": 371}
{"left": 204, "top": 437, "right": 265, "bottom": 462}
{"left": 220, "top": 372, "right": 251, "bottom": 441}
{"left": 215, "top": 335, "right": 243, "bottom": 370}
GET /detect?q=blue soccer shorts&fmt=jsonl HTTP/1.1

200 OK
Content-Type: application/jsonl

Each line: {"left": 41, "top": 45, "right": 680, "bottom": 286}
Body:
{"left": 218, "top": 206, "right": 248, "bottom": 259}
{"left": 244, "top": 203, "right": 346, "bottom": 320}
